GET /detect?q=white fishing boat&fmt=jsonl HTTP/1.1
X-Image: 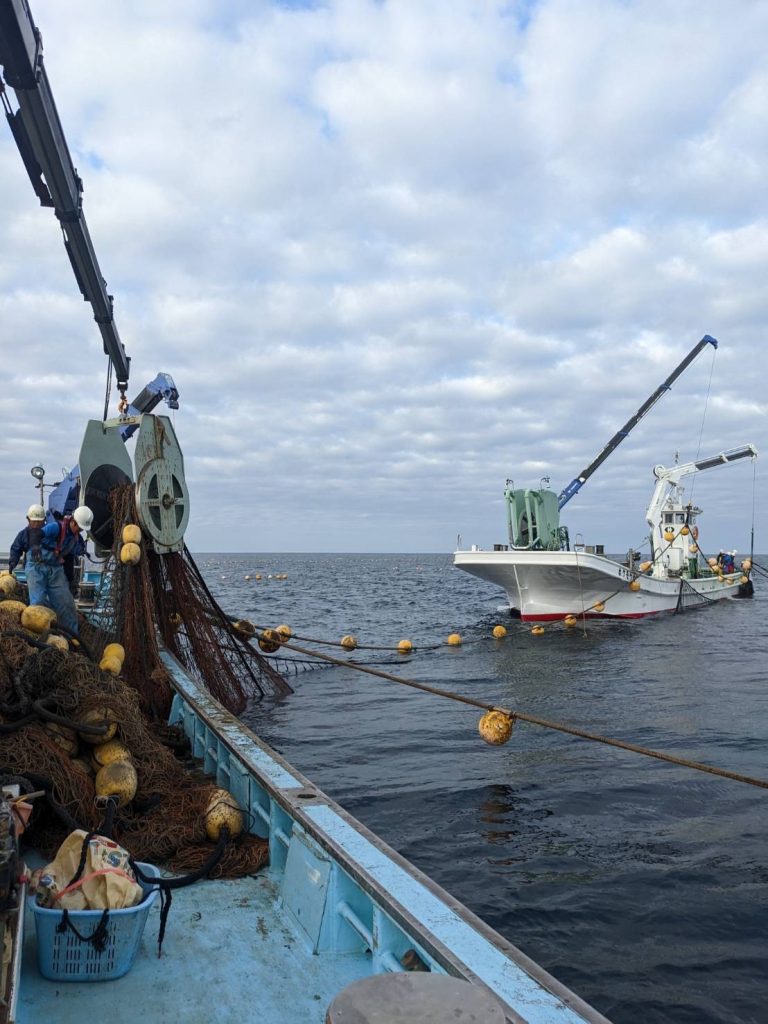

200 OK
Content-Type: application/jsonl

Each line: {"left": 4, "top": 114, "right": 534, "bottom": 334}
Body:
{"left": 455, "top": 339, "right": 758, "bottom": 621}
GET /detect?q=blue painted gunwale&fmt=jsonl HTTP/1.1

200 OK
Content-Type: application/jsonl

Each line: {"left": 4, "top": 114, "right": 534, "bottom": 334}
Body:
{"left": 162, "top": 648, "right": 612, "bottom": 1024}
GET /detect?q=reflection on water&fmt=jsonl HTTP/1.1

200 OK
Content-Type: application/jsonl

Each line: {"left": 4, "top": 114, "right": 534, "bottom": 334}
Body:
{"left": 199, "top": 551, "right": 768, "bottom": 1024}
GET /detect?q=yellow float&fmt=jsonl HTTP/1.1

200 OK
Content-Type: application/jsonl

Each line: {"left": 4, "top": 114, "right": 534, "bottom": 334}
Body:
{"left": 92, "top": 739, "right": 133, "bottom": 769}
{"left": 258, "top": 628, "right": 282, "bottom": 653}
{"left": 95, "top": 761, "right": 138, "bottom": 807}
{"left": 204, "top": 788, "right": 244, "bottom": 841}
{"left": 478, "top": 710, "right": 514, "bottom": 746}
{"left": 121, "top": 524, "right": 142, "bottom": 545}
{"left": 77, "top": 706, "right": 119, "bottom": 744}
{"left": 120, "top": 542, "right": 141, "bottom": 565}
{"left": 21, "top": 605, "right": 56, "bottom": 633}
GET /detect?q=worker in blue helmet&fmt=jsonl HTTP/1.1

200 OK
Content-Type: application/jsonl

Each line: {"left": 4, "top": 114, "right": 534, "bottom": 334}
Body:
{"left": 25, "top": 506, "right": 93, "bottom": 635}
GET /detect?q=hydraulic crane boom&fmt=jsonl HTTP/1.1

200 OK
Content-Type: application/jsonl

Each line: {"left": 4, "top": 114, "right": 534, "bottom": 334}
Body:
{"left": 557, "top": 334, "right": 718, "bottom": 509}
{"left": 0, "top": 0, "right": 130, "bottom": 390}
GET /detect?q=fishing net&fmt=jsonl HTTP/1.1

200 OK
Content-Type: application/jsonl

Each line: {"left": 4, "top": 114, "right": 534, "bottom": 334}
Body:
{"left": 0, "top": 640, "right": 268, "bottom": 874}
{"left": 0, "top": 475, "right": 288, "bottom": 877}
{"left": 87, "top": 483, "right": 292, "bottom": 719}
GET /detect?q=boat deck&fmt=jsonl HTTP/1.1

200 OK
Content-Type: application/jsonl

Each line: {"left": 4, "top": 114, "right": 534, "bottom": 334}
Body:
{"left": 18, "top": 867, "right": 372, "bottom": 1024}
{"left": 13, "top": 651, "right": 609, "bottom": 1024}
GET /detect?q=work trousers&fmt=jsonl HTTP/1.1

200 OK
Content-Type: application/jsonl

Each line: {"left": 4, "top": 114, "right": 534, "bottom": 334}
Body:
{"left": 25, "top": 562, "right": 79, "bottom": 635}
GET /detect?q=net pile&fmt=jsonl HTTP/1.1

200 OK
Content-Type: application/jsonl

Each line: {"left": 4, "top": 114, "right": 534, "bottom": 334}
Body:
{"left": 0, "top": 478, "right": 289, "bottom": 877}
{"left": 0, "top": 642, "right": 268, "bottom": 875}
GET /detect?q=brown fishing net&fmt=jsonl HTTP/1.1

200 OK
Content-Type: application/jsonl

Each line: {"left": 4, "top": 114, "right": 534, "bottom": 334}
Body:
{"left": 0, "top": 477, "right": 288, "bottom": 877}
{"left": 88, "top": 483, "right": 291, "bottom": 719}
{"left": 0, "top": 642, "right": 268, "bottom": 874}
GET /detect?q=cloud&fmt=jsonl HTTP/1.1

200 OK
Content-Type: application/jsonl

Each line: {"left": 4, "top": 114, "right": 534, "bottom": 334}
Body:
{"left": 0, "top": 0, "right": 765, "bottom": 555}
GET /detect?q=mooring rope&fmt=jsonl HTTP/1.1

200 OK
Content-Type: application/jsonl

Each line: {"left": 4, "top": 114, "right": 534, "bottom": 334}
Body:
{"left": 250, "top": 630, "right": 768, "bottom": 791}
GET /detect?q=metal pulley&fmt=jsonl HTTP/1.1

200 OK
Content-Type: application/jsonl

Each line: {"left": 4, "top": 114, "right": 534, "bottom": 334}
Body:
{"left": 78, "top": 419, "right": 134, "bottom": 555}
{"left": 134, "top": 415, "right": 190, "bottom": 553}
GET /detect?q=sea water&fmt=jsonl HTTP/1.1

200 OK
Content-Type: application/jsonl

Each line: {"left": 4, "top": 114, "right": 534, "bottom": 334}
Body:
{"left": 199, "top": 552, "right": 768, "bottom": 1024}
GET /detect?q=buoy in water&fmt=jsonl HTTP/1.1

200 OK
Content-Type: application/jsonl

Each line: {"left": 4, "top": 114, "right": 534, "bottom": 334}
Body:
{"left": 478, "top": 710, "right": 514, "bottom": 746}
{"left": 340, "top": 634, "right": 358, "bottom": 650}
{"left": 276, "top": 624, "right": 292, "bottom": 641}
{"left": 447, "top": 633, "right": 462, "bottom": 646}
{"left": 564, "top": 614, "right": 577, "bottom": 628}
{"left": 492, "top": 625, "right": 507, "bottom": 639}
{"left": 593, "top": 601, "right": 605, "bottom": 612}
{"left": 531, "top": 626, "right": 545, "bottom": 636}
{"left": 397, "top": 639, "right": 413, "bottom": 654}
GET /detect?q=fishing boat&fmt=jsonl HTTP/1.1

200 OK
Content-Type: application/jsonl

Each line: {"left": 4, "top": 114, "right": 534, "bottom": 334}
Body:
{"left": 0, "top": 3, "right": 611, "bottom": 1021}
{"left": 454, "top": 338, "right": 758, "bottom": 620}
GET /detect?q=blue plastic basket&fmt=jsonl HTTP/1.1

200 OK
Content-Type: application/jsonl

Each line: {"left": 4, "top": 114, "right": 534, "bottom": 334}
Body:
{"left": 32, "top": 861, "right": 160, "bottom": 981}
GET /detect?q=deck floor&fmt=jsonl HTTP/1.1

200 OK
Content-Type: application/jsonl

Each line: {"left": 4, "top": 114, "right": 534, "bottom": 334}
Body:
{"left": 17, "top": 869, "right": 372, "bottom": 1024}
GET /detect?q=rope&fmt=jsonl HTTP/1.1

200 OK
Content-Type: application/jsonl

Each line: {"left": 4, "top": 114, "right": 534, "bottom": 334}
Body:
{"left": 103, "top": 357, "right": 113, "bottom": 423}
{"left": 252, "top": 633, "right": 768, "bottom": 791}
{"left": 687, "top": 343, "right": 716, "bottom": 506}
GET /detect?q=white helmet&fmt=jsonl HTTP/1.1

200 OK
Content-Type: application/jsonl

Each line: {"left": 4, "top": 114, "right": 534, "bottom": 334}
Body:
{"left": 73, "top": 506, "right": 94, "bottom": 531}
{"left": 26, "top": 504, "right": 45, "bottom": 522}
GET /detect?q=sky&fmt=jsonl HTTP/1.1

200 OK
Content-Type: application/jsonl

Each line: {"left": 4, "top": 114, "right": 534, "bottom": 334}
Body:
{"left": 0, "top": 0, "right": 765, "bottom": 554}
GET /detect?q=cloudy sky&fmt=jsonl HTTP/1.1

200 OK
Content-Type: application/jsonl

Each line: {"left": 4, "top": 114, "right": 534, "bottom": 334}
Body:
{"left": 0, "top": 0, "right": 765, "bottom": 554}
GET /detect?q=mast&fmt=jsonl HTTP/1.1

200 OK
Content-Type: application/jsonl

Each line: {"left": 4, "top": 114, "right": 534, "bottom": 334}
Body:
{"left": 557, "top": 335, "right": 718, "bottom": 509}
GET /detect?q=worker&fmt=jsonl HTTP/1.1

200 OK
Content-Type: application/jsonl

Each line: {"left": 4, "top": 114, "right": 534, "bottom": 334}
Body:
{"left": 723, "top": 551, "right": 735, "bottom": 574}
{"left": 24, "top": 506, "right": 93, "bottom": 635}
{"left": 7, "top": 503, "right": 47, "bottom": 574}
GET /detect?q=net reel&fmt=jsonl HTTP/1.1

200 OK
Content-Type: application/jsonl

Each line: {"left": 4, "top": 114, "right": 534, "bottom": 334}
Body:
{"left": 78, "top": 414, "right": 190, "bottom": 556}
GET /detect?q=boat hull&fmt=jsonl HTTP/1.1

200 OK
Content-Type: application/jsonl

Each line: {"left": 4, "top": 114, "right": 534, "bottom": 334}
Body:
{"left": 454, "top": 549, "right": 742, "bottom": 620}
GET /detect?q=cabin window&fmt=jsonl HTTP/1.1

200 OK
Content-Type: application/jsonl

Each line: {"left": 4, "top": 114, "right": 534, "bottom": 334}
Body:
{"left": 664, "top": 513, "right": 673, "bottom": 524}
{"left": 676, "top": 513, "right": 685, "bottom": 523}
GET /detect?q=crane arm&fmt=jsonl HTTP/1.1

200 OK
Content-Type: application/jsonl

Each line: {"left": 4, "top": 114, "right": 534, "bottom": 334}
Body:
{"left": 644, "top": 444, "right": 758, "bottom": 528}
{"left": 0, "top": 0, "right": 130, "bottom": 390}
{"left": 557, "top": 335, "right": 718, "bottom": 509}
